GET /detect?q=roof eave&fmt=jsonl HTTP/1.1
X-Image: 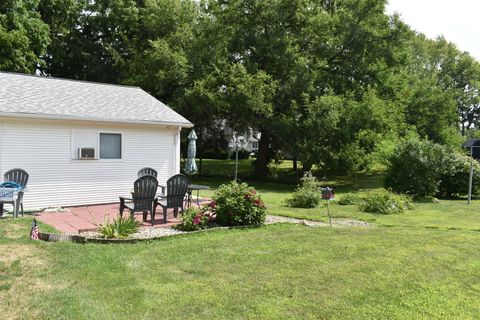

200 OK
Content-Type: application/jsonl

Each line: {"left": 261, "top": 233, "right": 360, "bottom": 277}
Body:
{"left": 0, "top": 111, "right": 194, "bottom": 128}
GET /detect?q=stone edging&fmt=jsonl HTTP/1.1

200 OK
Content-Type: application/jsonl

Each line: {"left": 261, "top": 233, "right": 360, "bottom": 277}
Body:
{"left": 37, "top": 216, "right": 371, "bottom": 244}
{"left": 38, "top": 225, "right": 262, "bottom": 244}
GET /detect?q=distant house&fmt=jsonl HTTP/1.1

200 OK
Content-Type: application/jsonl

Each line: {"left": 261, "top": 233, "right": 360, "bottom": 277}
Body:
{"left": 222, "top": 121, "right": 260, "bottom": 153}
{"left": 0, "top": 72, "right": 192, "bottom": 209}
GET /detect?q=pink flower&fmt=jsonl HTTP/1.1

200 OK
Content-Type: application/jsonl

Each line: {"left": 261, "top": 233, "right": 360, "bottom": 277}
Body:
{"left": 250, "top": 189, "right": 257, "bottom": 195}
{"left": 244, "top": 193, "right": 251, "bottom": 200}
{"left": 253, "top": 199, "right": 264, "bottom": 207}
{"left": 209, "top": 200, "right": 217, "bottom": 209}
{"left": 193, "top": 215, "right": 202, "bottom": 225}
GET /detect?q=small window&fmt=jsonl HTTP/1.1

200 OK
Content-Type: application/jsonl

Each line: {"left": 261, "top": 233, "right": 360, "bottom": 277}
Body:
{"left": 100, "top": 133, "right": 122, "bottom": 159}
{"left": 251, "top": 142, "right": 259, "bottom": 150}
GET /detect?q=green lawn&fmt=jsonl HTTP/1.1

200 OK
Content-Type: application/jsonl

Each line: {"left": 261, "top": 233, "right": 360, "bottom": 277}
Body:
{"left": 192, "top": 171, "right": 480, "bottom": 231}
{"left": 186, "top": 158, "right": 297, "bottom": 182}
{"left": 2, "top": 219, "right": 480, "bottom": 319}
{"left": 2, "top": 167, "right": 480, "bottom": 318}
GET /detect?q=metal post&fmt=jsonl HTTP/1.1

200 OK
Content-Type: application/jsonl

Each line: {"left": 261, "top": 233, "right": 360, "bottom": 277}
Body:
{"left": 326, "top": 200, "right": 332, "bottom": 227}
{"left": 234, "top": 145, "right": 239, "bottom": 182}
{"left": 468, "top": 147, "right": 474, "bottom": 204}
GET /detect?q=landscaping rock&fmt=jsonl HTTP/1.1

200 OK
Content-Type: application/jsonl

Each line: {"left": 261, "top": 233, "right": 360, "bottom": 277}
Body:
{"left": 265, "top": 215, "right": 371, "bottom": 228}
{"left": 80, "top": 227, "right": 185, "bottom": 240}
{"left": 70, "top": 215, "right": 371, "bottom": 242}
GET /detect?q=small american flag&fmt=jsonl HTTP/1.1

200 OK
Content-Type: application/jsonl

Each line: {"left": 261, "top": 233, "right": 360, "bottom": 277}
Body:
{"left": 30, "top": 218, "right": 39, "bottom": 240}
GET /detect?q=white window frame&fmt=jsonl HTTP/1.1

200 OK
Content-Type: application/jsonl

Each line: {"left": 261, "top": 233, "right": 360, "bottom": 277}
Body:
{"left": 98, "top": 131, "right": 123, "bottom": 161}
{"left": 71, "top": 129, "right": 123, "bottom": 162}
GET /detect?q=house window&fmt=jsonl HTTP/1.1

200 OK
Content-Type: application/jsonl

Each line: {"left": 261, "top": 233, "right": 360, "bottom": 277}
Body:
{"left": 100, "top": 133, "right": 122, "bottom": 159}
{"left": 251, "top": 142, "right": 259, "bottom": 150}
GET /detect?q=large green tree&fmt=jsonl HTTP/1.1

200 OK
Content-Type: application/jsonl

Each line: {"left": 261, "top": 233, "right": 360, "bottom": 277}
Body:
{"left": 2, "top": 0, "right": 477, "bottom": 179}
{"left": 428, "top": 37, "right": 480, "bottom": 136}
{"left": 39, "top": 0, "right": 140, "bottom": 82}
{"left": 0, "top": 0, "right": 50, "bottom": 73}
{"left": 397, "top": 35, "right": 479, "bottom": 144}
{"left": 199, "top": 0, "right": 413, "bottom": 178}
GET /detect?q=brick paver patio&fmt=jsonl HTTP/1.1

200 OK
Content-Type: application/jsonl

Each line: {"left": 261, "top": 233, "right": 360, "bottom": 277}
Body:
{"left": 37, "top": 202, "right": 204, "bottom": 234}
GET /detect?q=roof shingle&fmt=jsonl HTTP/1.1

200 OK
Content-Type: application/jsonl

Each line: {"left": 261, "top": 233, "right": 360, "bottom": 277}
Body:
{"left": 0, "top": 72, "right": 192, "bottom": 126}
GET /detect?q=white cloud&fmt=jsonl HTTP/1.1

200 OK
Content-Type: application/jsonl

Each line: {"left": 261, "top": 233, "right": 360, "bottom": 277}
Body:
{"left": 386, "top": 0, "right": 480, "bottom": 60}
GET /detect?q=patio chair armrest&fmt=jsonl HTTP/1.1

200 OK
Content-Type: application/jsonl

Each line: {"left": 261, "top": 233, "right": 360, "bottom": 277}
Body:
{"left": 155, "top": 196, "right": 167, "bottom": 207}
{"left": 155, "top": 195, "right": 165, "bottom": 201}
{"left": 119, "top": 196, "right": 133, "bottom": 203}
{"left": 158, "top": 185, "right": 166, "bottom": 195}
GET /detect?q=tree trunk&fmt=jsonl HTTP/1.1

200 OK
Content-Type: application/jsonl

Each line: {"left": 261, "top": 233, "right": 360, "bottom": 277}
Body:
{"left": 302, "top": 162, "right": 312, "bottom": 174}
{"left": 293, "top": 155, "right": 299, "bottom": 181}
{"left": 253, "top": 131, "right": 270, "bottom": 180}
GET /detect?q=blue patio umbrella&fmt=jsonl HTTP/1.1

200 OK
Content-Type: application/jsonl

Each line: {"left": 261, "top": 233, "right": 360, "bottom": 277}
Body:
{"left": 184, "top": 129, "right": 198, "bottom": 175}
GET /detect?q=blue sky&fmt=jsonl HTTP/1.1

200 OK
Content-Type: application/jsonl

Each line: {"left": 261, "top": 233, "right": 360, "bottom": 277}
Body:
{"left": 386, "top": 0, "right": 480, "bottom": 60}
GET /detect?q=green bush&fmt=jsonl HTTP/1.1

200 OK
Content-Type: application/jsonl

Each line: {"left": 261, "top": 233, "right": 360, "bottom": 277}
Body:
{"left": 359, "top": 189, "right": 413, "bottom": 215}
{"left": 285, "top": 172, "right": 321, "bottom": 208}
{"left": 210, "top": 181, "right": 266, "bottom": 226}
{"left": 384, "top": 138, "right": 480, "bottom": 199}
{"left": 437, "top": 153, "right": 480, "bottom": 198}
{"left": 236, "top": 149, "right": 251, "bottom": 160}
{"left": 178, "top": 207, "right": 213, "bottom": 231}
{"left": 384, "top": 139, "right": 445, "bottom": 197}
{"left": 337, "top": 193, "right": 361, "bottom": 205}
{"left": 98, "top": 215, "right": 140, "bottom": 238}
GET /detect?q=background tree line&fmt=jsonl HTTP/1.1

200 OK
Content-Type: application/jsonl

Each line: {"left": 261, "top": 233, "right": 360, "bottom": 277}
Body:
{"left": 2, "top": 0, "right": 480, "bottom": 179}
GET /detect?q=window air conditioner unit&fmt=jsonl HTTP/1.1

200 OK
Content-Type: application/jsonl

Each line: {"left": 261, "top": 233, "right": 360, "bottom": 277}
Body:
{"left": 78, "top": 147, "right": 96, "bottom": 160}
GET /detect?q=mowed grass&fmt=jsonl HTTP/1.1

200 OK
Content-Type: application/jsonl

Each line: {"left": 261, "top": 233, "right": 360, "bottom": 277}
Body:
{"left": 192, "top": 170, "right": 480, "bottom": 231}
{"left": 2, "top": 162, "right": 480, "bottom": 318}
{"left": 186, "top": 158, "right": 297, "bottom": 182}
{"left": 2, "top": 219, "right": 480, "bottom": 319}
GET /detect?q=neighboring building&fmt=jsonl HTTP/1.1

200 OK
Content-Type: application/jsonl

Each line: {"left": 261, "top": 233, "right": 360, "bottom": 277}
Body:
{"left": 0, "top": 72, "right": 192, "bottom": 209}
{"left": 223, "top": 122, "right": 260, "bottom": 153}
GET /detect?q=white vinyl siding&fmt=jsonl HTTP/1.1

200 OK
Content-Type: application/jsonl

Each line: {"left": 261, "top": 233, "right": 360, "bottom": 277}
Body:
{"left": 0, "top": 118, "right": 180, "bottom": 209}
{"left": 71, "top": 130, "right": 98, "bottom": 159}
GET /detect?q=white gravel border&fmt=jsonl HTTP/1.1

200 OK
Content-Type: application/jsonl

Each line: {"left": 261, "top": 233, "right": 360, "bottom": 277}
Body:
{"left": 79, "top": 215, "right": 371, "bottom": 240}
{"left": 81, "top": 227, "right": 186, "bottom": 239}
{"left": 266, "top": 215, "right": 372, "bottom": 228}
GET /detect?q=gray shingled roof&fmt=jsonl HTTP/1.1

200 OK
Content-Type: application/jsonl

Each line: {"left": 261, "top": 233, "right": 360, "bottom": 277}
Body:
{"left": 0, "top": 72, "right": 192, "bottom": 126}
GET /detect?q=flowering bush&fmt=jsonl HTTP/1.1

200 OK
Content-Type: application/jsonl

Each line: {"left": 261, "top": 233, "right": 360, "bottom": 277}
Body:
{"left": 285, "top": 171, "right": 321, "bottom": 208}
{"left": 178, "top": 207, "right": 214, "bottom": 231}
{"left": 210, "top": 181, "right": 266, "bottom": 226}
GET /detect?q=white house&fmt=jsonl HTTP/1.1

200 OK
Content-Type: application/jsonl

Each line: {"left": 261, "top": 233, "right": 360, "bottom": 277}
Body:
{"left": 224, "top": 125, "right": 260, "bottom": 153}
{"left": 0, "top": 72, "right": 192, "bottom": 209}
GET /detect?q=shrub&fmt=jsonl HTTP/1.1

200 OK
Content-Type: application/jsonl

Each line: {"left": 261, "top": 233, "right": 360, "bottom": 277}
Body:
{"left": 178, "top": 207, "right": 213, "bottom": 231}
{"left": 385, "top": 138, "right": 480, "bottom": 199}
{"left": 210, "top": 181, "right": 266, "bottom": 226}
{"left": 437, "top": 153, "right": 480, "bottom": 198}
{"left": 236, "top": 149, "right": 251, "bottom": 160}
{"left": 98, "top": 215, "right": 140, "bottom": 238}
{"left": 384, "top": 139, "right": 445, "bottom": 197}
{"left": 337, "top": 193, "right": 361, "bottom": 205}
{"left": 285, "top": 171, "right": 321, "bottom": 208}
{"left": 359, "top": 189, "right": 413, "bottom": 215}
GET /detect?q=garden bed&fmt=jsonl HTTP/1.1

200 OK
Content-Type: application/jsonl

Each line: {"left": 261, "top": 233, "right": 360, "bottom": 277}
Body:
{"left": 36, "top": 215, "right": 371, "bottom": 244}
